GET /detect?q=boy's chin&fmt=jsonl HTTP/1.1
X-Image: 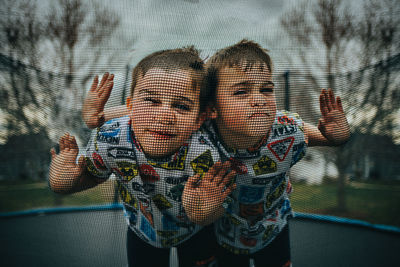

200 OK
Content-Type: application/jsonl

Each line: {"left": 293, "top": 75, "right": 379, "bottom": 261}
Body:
{"left": 142, "top": 146, "right": 178, "bottom": 159}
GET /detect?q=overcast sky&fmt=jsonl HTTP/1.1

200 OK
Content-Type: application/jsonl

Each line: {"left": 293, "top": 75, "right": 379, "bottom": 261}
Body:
{"left": 97, "top": 0, "right": 299, "bottom": 104}
{"left": 107, "top": 0, "right": 295, "bottom": 66}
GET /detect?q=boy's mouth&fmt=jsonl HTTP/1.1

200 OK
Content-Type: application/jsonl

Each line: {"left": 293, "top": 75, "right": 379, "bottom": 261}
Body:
{"left": 149, "top": 130, "right": 176, "bottom": 139}
{"left": 249, "top": 112, "right": 269, "bottom": 118}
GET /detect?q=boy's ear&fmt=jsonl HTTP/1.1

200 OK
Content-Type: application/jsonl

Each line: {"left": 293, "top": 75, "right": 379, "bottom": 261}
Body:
{"left": 206, "top": 105, "right": 217, "bottom": 120}
{"left": 126, "top": 96, "right": 133, "bottom": 110}
{"left": 196, "top": 112, "right": 208, "bottom": 128}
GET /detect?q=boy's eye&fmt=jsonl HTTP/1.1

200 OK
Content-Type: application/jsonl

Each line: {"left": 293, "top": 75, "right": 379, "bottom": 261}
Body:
{"left": 173, "top": 103, "right": 190, "bottom": 111}
{"left": 233, "top": 89, "right": 248, "bottom": 96}
{"left": 144, "top": 97, "right": 160, "bottom": 104}
{"left": 260, "top": 87, "right": 274, "bottom": 93}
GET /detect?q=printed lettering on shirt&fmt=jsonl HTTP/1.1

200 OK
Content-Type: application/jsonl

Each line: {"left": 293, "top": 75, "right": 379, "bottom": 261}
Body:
{"left": 272, "top": 125, "right": 297, "bottom": 138}
{"left": 139, "top": 164, "right": 160, "bottom": 183}
{"left": 268, "top": 137, "right": 294, "bottom": 162}
{"left": 140, "top": 215, "right": 156, "bottom": 242}
{"left": 107, "top": 147, "right": 137, "bottom": 161}
{"left": 100, "top": 120, "right": 120, "bottom": 131}
{"left": 166, "top": 183, "right": 184, "bottom": 202}
{"left": 152, "top": 194, "right": 173, "bottom": 210}
{"left": 148, "top": 145, "right": 188, "bottom": 170}
{"left": 115, "top": 161, "right": 138, "bottom": 182}
{"left": 190, "top": 149, "right": 214, "bottom": 177}
{"left": 164, "top": 175, "right": 189, "bottom": 185}
{"left": 253, "top": 155, "right": 277, "bottom": 175}
{"left": 96, "top": 127, "right": 120, "bottom": 145}
{"left": 238, "top": 186, "right": 265, "bottom": 203}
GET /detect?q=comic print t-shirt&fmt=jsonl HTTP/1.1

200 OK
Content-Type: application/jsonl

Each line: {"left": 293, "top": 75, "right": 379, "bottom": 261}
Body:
{"left": 84, "top": 116, "right": 219, "bottom": 248}
{"left": 204, "top": 111, "right": 308, "bottom": 255}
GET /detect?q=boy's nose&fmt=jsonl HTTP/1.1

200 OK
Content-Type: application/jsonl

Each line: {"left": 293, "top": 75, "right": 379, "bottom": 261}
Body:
{"left": 249, "top": 93, "right": 267, "bottom": 107}
{"left": 156, "top": 106, "right": 176, "bottom": 125}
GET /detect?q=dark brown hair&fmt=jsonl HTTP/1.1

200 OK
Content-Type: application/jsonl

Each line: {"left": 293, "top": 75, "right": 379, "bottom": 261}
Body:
{"left": 206, "top": 39, "right": 273, "bottom": 103}
{"left": 130, "top": 47, "right": 210, "bottom": 112}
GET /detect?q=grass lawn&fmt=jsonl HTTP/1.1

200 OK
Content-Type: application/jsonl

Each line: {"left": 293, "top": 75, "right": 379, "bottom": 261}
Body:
{"left": 291, "top": 181, "right": 400, "bottom": 227}
{"left": 0, "top": 179, "right": 116, "bottom": 212}
{"left": 1, "top": 179, "right": 399, "bottom": 227}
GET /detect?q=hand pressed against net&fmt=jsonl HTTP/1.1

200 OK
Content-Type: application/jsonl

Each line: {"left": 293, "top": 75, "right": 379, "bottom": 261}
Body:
{"left": 82, "top": 73, "right": 114, "bottom": 129}
{"left": 183, "top": 161, "right": 237, "bottom": 225}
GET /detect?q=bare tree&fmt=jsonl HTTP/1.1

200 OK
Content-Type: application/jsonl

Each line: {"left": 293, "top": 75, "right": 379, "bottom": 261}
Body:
{"left": 0, "top": 0, "right": 122, "bottom": 181}
{"left": 45, "top": 0, "right": 121, "bottom": 139}
{"left": 0, "top": 0, "right": 48, "bottom": 137}
{"left": 280, "top": 0, "right": 399, "bottom": 211}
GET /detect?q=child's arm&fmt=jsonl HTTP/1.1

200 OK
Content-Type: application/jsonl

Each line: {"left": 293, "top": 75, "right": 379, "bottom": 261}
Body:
{"left": 49, "top": 133, "right": 103, "bottom": 194}
{"left": 182, "top": 161, "right": 237, "bottom": 226}
{"left": 305, "top": 89, "right": 350, "bottom": 147}
{"left": 82, "top": 73, "right": 129, "bottom": 129}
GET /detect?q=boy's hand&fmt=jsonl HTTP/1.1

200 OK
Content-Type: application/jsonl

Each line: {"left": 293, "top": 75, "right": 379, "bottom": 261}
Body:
{"left": 49, "top": 133, "right": 86, "bottom": 192}
{"left": 318, "top": 89, "right": 350, "bottom": 145}
{"left": 82, "top": 73, "right": 114, "bottom": 129}
{"left": 183, "top": 161, "right": 237, "bottom": 224}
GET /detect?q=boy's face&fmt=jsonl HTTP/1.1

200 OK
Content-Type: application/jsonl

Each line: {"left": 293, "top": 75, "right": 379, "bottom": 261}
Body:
{"left": 131, "top": 68, "right": 204, "bottom": 158}
{"left": 214, "top": 63, "right": 276, "bottom": 149}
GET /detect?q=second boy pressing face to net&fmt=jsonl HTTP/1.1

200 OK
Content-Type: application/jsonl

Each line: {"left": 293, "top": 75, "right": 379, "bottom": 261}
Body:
{"left": 198, "top": 40, "right": 350, "bottom": 267}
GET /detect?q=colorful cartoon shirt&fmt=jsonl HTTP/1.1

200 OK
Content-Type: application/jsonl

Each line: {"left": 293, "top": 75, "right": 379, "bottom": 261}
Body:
{"left": 84, "top": 116, "right": 219, "bottom": 248}
{"left": 204, "top": 111, "right": 307, "bottom": 255}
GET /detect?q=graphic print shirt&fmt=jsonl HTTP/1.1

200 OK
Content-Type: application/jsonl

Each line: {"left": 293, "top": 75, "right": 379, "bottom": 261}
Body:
{"left": 204, "top": 111, "right": 308, "bottom": 254}
{"left": 84, "top": 116, "right": 219, "bottom": 248}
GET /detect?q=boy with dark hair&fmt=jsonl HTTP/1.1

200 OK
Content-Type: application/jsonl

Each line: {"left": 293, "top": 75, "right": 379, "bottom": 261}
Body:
{"left": 186, "top": 39, "right": 350, "bottom": 267}
{"left": 49, "top": 46, "right": 236, "bottom": 267}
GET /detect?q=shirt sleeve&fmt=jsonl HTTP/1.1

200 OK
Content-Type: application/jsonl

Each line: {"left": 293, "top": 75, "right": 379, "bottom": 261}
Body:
{"left": 84, "top": 128, "right": 112, "bottom": 179}
{"left": 288, "top": 112, "right": 308, "bottom": 166}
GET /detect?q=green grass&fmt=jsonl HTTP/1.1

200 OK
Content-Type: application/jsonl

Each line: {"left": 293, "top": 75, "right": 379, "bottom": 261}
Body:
{"left": 0, "top": 180, "right": 116, "bottom": 212}
{"left": 291, "top": 181, "right": 400, "bottom": 227}
{"left": 1, "top": 179, "right": 399, "bottom": 228}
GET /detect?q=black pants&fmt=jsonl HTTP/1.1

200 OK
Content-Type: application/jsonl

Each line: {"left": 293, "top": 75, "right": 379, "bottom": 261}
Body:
{"left": 217, "top": 225, "right": 291, "bottom": 267}
{"left": 127, "top": 224, "right": 218, "bottom": 267}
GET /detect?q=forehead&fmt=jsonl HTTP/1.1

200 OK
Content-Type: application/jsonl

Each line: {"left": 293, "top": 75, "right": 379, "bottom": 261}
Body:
{"left": 136, "top": 68, "right": 200, "bottom": 98}
{"left": 218, "top": 62, "right": 272, "bottom": 84}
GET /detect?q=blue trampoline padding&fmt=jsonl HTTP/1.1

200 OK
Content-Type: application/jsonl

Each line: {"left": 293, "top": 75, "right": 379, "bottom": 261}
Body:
{"left": 294, "top": 212, "right": 400, "bottom": 234}
{"left": 0, "top": 203, "right": 124, "bottom": 218}
{"left": 1, "top": 204, "right": 399, "bottom": 234}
